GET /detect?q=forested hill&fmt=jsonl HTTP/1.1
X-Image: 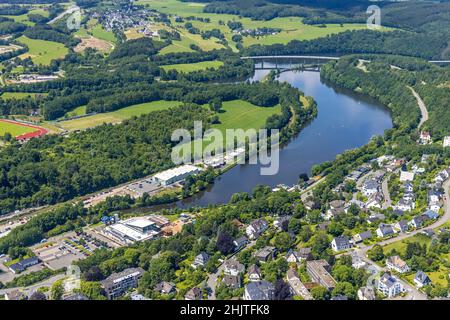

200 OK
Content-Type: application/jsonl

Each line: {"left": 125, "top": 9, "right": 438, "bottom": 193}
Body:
{"left": 321, "top": 55, "right": 450, "bottom": 139}
{"left": 244, "top": 29, "right": 448, "bottom": 60}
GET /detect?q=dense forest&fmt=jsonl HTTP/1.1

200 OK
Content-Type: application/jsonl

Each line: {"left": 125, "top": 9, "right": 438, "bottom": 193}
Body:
{"left": 244, "top": 29, "right": 448, "bottom": 59}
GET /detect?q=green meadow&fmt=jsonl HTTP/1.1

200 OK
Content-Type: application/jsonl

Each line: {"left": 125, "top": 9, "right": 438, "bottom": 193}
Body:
{"left": 17, "top": 36, "right": 68, "bottom": 65}
{"left": 161, "top": 60, "right": 224, "bottom": 72}
{"left": 56, "top": 100, "right": 182, "bottom": 131}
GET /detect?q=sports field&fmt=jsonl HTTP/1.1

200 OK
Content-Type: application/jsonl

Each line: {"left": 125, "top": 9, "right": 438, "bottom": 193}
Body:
{"left": 17, "top": 36, "right": 68, "bottom": 65}
{"left": 161, "top": 60, "right": 224, "bottom": 73}
{"left": 0, "top": 120, "right": 37, "bottom": 137}
{"left": 57, "top": 100, "right": 182, "bottom": 131}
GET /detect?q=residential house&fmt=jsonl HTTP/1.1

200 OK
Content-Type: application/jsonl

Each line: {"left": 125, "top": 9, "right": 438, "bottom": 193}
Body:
{"left": 285, "top": 248, "right": 312, "bottom": 263}
{"left": 378, "top": 273, "right": 404, "bottom": 298}
{"left": 246, "top": 218, "right": 269, "bottom": 240}
{"left": 394, "top": 220, "right": 408, "bottom": 233}
{"left": 306, "top": 260, "right": 336, "bottom": 291}
{"left": 4, "top": 290, "right": 27, "bottom": 300}
{"left": 222, "top": 275, "right": 241, "bottom": 289}
{"left": 243, "top": 280, "right": 274, "bottom": 300}
{"left": 409, "top": 216, "right": 426, "bottom": 229}
{"left": 185, "top": 287, "right": 202, "bottom": 300}
{"left": 101, "top": 267, "right": 144, "bottom": 299}
{"left": 443, "top": 136, "right": 450, "bottom": 148}
{"left": 362, "top": 180, "right": 379, "bottom": 197}
{"left": 376, "top": 224, "right": 395, "bottom": 238}
{"left": 286, "top": 268, "right": 313, "bottom": 300}
{"left": 233, "top": 236, "right": 248, "bottom": 252}
{"left": 223, "top": 259, "right": 245, "bottom": 276}
{"left": 331, "top": 236, "right": 352, "bottom": 252}
{"left": 419, "top": 131, "right": 432, "bottom": 144}
{"left": 386, "top": 255, "right": 410, "bottom": 273}
{"left": 400, "top": 171, "right": 415, "bottom": 182}
{"left": 423, "top": 210, "right": 439, "bottom": 220}
{"left": 396, "top": 198, "right": 415, "bottom": 212}
{"left": 254, "top": 246, "right": 277, "bottom": 263}
{"left": 351, "top": 255, "right": 366, "bottom": 269}
{"left": 247, "top": 264, "right": 262, "bottom": 282}
{"left": 403, "top": 182, "right": 414, "bottom": 193}
{"left": 273, "top": 216, "right": 290, "bottom": 230}
{"left": 191, "top": 252, "right": 209, "bottom": 269}
{"left": 366, "top": 192, "right": 383, "bottom": 209}
{"left": 414, "top": 271, "right": 431, "bottom": 288}
{"left": 155, "top": 281, "right": 176, "bottom": 295}
{"left": 367, "top": 213, "right": 386, "bottom": 224}
{"left": 357, "top": 286, "right": 376, "bottom": 300}
{"left": 353, "top": 231, "right": 372, "bottom": 243}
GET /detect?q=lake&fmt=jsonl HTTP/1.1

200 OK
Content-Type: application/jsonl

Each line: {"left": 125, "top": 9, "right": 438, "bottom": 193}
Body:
{"left": 150, "top": 63, "right": 393, "bottom": 209}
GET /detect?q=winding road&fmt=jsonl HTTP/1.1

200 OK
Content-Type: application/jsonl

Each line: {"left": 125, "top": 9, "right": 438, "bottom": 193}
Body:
{"left": 408, "top": 86, "right": 429, "bottom": 129}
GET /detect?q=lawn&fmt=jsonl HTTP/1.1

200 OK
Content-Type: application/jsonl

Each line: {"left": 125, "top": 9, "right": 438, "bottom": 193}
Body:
{"left": 17, "top": 36, "right": 68, "bottom": 65}
{"left": 90, "top": 22, "right": 117, "bottom": 43}
{"left": 382, "top": 234, "right": 431, "bottom": 255}
{"left": 2, "top": 8, "right": 49, "bottom": 26}
{"left": 161, "top": 60, "right": 224, "bottom": 73}
{"left": 56, "top": 100, "right": 182, "bottom": 131}
{"left": 0, "top": 120, "right": 37, "bottom": 137}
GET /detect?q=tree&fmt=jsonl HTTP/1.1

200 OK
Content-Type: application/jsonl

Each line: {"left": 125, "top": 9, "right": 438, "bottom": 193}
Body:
{"left": 29, "top": 291, "right": 47, "bottom": 300}
{"left": 84, "top": 266, "right": 104, "bottom": 282}
{"left": 216, "top": 232, "right": 234, "bottom": 255}
{"left": 311, "top": 286, "right": 329, "bottom": 300}
{"left": 274, "top": 279, "right": 291, "bottom": 300}
{"left": 332, "top": 282, "right": 356, "bottom": 300}
{"left": 209, "top": 98, "right": 222, "bottom": 112}
{"left": 2, "top": 132, "right": 12, "bottom": 142}
{"left": 273, "top": 232, "right": 292, "bottom": 251}
{"left": 368, "top": 245, "right": 385, "bottom": 262}
{"left": 50, "top": 279, "right": 64, "bottom": 300}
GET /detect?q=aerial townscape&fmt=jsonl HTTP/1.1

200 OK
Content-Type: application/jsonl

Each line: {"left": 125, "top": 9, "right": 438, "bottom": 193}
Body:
{"left": 0, "top": 0, "right": 449, "bottom": 310}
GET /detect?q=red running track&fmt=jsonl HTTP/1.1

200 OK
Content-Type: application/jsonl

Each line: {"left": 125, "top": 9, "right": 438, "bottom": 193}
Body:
{"left": 0, "top": 119, "right": 48, "bottom": 141}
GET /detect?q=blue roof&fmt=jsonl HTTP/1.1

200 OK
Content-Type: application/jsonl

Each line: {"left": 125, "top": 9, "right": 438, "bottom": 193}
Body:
{"left": 423, "top": 210, "right": 439, "bottom": 219}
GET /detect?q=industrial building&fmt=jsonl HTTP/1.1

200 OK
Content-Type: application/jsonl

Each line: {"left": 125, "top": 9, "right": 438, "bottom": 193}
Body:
{"left": 102, "top": 217, "right": 160, "bottom": 245}
{"left": 152, "top": 165, "right": 203, "bottom": 186}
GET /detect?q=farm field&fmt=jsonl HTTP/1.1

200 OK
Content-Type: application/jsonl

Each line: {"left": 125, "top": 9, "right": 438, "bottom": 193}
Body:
{"left": 56, "top": 100, "right": 182, "bottom": 131}
{"left": 161, "top": 60, "right": 224, "bottom": 72}
{"left": 140, "top": 0, "right": 374, "bottom": 52}
{"left": 0, "top": 119, "right": 37, "bottom": 137}
{"left": 17, "top": 36, "right": 68, "bottom": 66}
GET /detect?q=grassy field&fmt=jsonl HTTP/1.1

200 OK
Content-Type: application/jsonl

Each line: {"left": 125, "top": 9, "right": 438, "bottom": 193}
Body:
{"left": 0, "top": 120, "right": 37, "bottom": 137}
{"left": 2, "top": 8, "right": 49, "bottom": 26}
{"left": 161, "top": 60, "right": 224, "bottom": 72}
{"left": 17, "top": 36, "right": 68, "bottom": 66}
{"left": 382, "top": 234, "right": 431, "bottom": 255}
{"left": 0, "top": 92, "right": 46, "bottom": 100}
{"left": 139, "top": 0, "right": 377, "bottom": 53}
{"left": 173, "top": 99, "right": 282, "bottom": 157}
{"left": 75, "top": 19, "right": 117, "bottom": 43}
{"left": 56, "top": 100, "right": 182, "bottom": 131}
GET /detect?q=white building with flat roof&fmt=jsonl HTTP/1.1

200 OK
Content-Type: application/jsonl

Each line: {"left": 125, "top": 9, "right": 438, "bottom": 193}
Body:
{"left": 152, "top": 165, "right": 203, "bottom": 186}
{"left": 444, "top": 136, "right": 450, "bottom": 148}
{"left": 103, "top": 217, "right": 160, "bottom": 245}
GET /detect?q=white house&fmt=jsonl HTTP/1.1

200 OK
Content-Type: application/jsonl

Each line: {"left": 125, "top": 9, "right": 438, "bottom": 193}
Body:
{"left": 331, "top": 236, "right": 352, "bottom": 252}
{"left": 246, "top": 218, "right": 268, "bottom": 240}
{"left": 378, "top": 273, "right": 404, "bottom": 298}
{"left": 443, "top": 136, "right": 450, "bottom": 148}
{"left": 414, "top": 271, "right": 431, "bottom": 288}
{"left": 362, "top": 180, "right": 379, "bottom": 197}
{"left": 400, "top": 171, "right": 415, "bottom": 182}
{"left": 376, "top": 224, "right": 395, "bottom": 238}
